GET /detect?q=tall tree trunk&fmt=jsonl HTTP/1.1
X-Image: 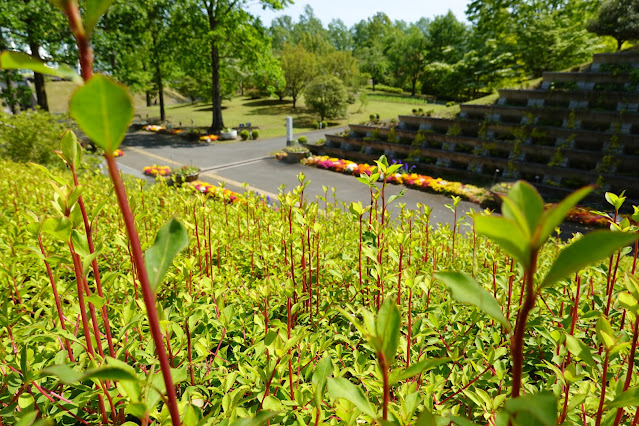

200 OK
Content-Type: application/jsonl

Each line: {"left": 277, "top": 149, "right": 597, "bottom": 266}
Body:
{"left": 210, "top": 41, "right": 224, "bottom": 132}
{"left": 146, "top": 91, "right": 152, "bottom": 107}
{"left": 617, "top": 39, "right": 624, "bottom": 52}
{"left": 28, "top": 39, "right": 48, "bottom": 111}
{"left": 2, "top": 72, "right": 17, "bottom": 114}
{"left": 155, "top": 61, "right": 165, "bottom": 121}
{"left": 151, "top": 32, "right": 165, "bottom": 122}
{"left": 411, "top": 77, "right": 417, "bottom": 97}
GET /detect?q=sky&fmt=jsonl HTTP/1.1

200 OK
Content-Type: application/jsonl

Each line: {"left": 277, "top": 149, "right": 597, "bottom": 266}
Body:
{"left": 245, "top": 0, "right": 471, "bottom": 28}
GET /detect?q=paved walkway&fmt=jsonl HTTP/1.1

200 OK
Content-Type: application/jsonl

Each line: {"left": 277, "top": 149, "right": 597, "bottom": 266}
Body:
{"left": 116, "top": 128, "right": 587, "bottom": 234}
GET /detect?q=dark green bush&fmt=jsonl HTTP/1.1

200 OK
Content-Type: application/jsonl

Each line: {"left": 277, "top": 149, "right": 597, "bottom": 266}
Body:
{"left": 0, "top": 109, "right": 67, "bottom": 167}
{"left": 313, "top": 122, "right": 320, "bottom": 129}
{"left": 251, "top": 129, "right": 259, "bottom": 140}
{"left": 321, "top": 120, "right": 327, "bottom": 128}
{"left": 240, "top": 129, "right": 250, "bottom": 140}
{"left": 298, "top": 135, "right": 308, "bottom": 144}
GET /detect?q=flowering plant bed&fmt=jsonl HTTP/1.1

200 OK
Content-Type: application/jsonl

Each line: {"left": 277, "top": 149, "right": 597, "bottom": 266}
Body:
{"left": 190, "top": 180, "right": 240, "bottom": 203}
{"left": 304, "top": 155, "right": 493, "bottom": 205}
{"left": 113, "top": 149, "right": 124, "bottom": 157}
{"left": 143, "top": 124, "right": 165, "bottom": 132}
{"left": 199, "top": 134, "right": 219, "bottom": 143}
{"left": 143, "top": 164, "right": 172, "bottom": 177}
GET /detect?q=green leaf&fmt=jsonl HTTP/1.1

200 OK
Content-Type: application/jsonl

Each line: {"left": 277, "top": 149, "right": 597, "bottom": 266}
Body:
{"left": 84, "top": 365, "right": 138, "bottom": 382}
{"left": 376, "top": 298, "right": 400, "bottom": 363}
{"left": 541, "top": 231, "right": 639, "bottom": 288}
{"left": 474, "top": 215, "right": 530, "bottom": 268}
{"left": 85, "top": 0, "right": 115, "bottom": 35}
{"left": 502, "top": 392, "right": 557, "bottom": 426}
{"left": 435, "top": 271, "right": 510, "bottom": 330}
{"left": 595, "top": 316, "right": 616, "bottom": 351}
{"left": 327, "top": 377, "right": 377, "bottom": 418}
{"left": 144, "top": 218, "right": 189, "bottom": 292}
{"left": 505, "top": 181, "right": 544, "bottom": 235}
{"left": 229, "top": 410, "right": 280, "bottom": 426}
{"left": 0, "top": 51, "right": 82, "bottom": 84}
{"left": 41, "top": 217, "right": 72, "bottom": 241}
{"left": 415, "top": 409, "right": 438, "bottom": 426}
{"left": 60, "top": 130, "right": 81, "bottom": 168}
{"left": 313, "top": 355, "right": 333, "bottom": 406}
{"left": 607, "top": 385, "right": 639, "bottom": 409}
{"left": 536, "top": 186, "right": 593, "bottom": 248}
{"left": 564, "top": 334, "right": 595, "bottom": 368}
{"left": 390, "top": 358, "right": 450, "bottom": 385}
{"left": 70, "top": 74, "right": 133, "bottom": 154}
{"left": 41, "top": 365, "right": 84, "bottom": 385}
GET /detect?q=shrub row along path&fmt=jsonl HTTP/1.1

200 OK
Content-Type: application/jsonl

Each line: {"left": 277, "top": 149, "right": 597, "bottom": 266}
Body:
{"left": 117, "top": 127, "right": 588, "bottom": 234}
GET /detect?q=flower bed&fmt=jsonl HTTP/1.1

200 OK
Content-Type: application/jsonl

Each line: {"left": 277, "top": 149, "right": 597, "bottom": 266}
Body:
{"left": 143, "top": 124, "right": 165, "bottom": 132}
{"left": 190, "top": 180, "right": 240, "bottom": 203}
{"left": 114, "top": 149, "right": 124, "bottom": 157}
{"left": 143, "top": 164, "right": 172, "bottom": 177}
{"left": 303, "top": 155, "right": 493, "bottom": 205}
{"left": 199, "top": 134, "right": 219, "bottom": 142}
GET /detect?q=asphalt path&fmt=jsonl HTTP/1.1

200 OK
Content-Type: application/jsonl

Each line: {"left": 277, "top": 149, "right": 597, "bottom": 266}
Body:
{"left": 116, "top": 128, "right": 589, "bottom": 235}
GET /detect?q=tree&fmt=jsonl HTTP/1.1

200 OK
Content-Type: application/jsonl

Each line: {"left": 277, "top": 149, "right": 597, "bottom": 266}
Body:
{"left": 176, "top": 0, "right": 290, "bottom": 133}
{"left": 304, "top": 75, "right": 348, "bottom": 121}
{"left": 352, "top": 13, "right": 394, "bottom": 90}
{"left": 387, "top": 24, "right": 427, "bottom": 96}
{"left": 424, "top": 12, "right": 469, "bottom": 64}
{"left": 0, "top": 0, "right": 74, "bottom": 111}
{"left": 280, "top": 43, "right": 316, "bottom": 108}
{"left": 328, "top": 18, "right": 353, "bottom": 51}
{"left": 587, "top": 0, "right": 639, "bottom": 50}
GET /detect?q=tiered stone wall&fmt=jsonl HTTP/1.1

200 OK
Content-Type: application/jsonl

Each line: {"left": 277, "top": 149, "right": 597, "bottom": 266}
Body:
{"left": 313, "top": 51, "right": 639, "bottom": 201}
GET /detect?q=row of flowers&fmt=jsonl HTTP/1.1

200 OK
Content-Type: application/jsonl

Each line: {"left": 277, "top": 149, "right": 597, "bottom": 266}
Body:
{"left": 303, "top": 156, "right": 493, "bottom": 205}
{"left": 302, "top": 155, "right": 620, "bottom": 228}
{"left": 190, "top": 180, "right": 241, "bottom": 203}
{"left": 143, "top": 125, "right": 219, "bottom": 142}
{"left": 143, "top": 165, "right": 172, "bottom": 177}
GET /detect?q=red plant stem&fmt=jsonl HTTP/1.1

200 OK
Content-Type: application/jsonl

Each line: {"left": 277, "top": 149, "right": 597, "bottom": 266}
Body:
{"left": 397, "top": 244, "right": 403, "bottom": 305}
{"left": 511, "top": 249, "right": 539, "bottom": 398}
{"left": 71, "top": 166, "right": 116, "bottom": 358}
{"left": 63, "top": 1, "right": 92, "bottom": 81}
{"left": 451, "top": 206, "right": 457, "bottom": 264}
{"left": 506, "top": 258, "right": 515, "bottom": 321}
{"left": 68, "top": 246, "right": 95, "bottom": 357}
{"left": 613, "top": 318, "right": 639, "bottom": 425}
{"left": 185, "top": 321, "right": 195, "bottom": 387}
{"left": 605, "top": 250, "right": 623, "bottom": 317}
{"left": 632, "top": 239, "right": 638, "bottom": 275}
{"left": 379, "top": 352, "right": 390, "bottom": 420}
{"left": 316, "top": 235, "right": 320, "bottom": 315}
{"left": 38, "top": 235, "right": 74, "bottom": 361}
{"left": 406, "top": 288, "right": 412, "bottom": 368}
{"left": 104, "top": 154, "right": 180, "bottom": 426}
{"left": 437, "top": 365, "right": 492, "bottom": 405}
{"left": 595, "top": 351, "right": 610, "bottom": 426}
{"left": 193, "top": 208, "right": 203, "bottom": 275}
{"left": 358, "top": 215, "right": 363, "bottom": 296}
{"left": 287, "top": 297, "right": 294, "bottom": 402}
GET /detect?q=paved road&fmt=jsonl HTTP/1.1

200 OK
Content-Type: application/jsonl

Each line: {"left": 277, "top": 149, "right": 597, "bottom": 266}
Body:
{"left": 115, "top": 128, "right": 587, "bottom": 234}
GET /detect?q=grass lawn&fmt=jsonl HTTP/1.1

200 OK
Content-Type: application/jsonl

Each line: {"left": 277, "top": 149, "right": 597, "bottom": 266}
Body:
{"left": 137, "top": 96, "right": 457, "bottom": 139}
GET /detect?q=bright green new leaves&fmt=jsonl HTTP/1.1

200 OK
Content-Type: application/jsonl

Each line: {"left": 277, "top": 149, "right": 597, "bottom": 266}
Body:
{"left": 42, "top": 357, "right": 138, "bottom": 385}
{"left": 41, "top": 217, "right": 72, "bottom": 241}
{"left": 540, "top": 231, "right": 639, "bottom": 288}
{"left": 499, "top": 392, "right": 558, "bottom": 426}
{"left": 376, "top": 298, "right": 400, "bottom": 363}
{"left": 327, "top": 377, "right": 377, "bottom": 418}
{"left": 312, "top": 355, "right": 333, "bottom": 407}
{"left": 60, "top": 130, "right": 81, "bottom": 168}
{"left": 229, "top": 411, "right": 281, "bottom": 426}
{"left": 475, "top": 182, "right": 592, "bottom": 269}
{"left": 474, "top": 215, "right": 529, "bottom": 267}
{"left": 436, "top": 271, "right": 510, "bottom": 330}
{"left": 85, "top": 0, "right": 115, "bottom": 35}
{"left": 595, "top": 316, "right": 616, "bottom": 352}
{"left": 536, "top": 186, "right": 593, "bottom": 245}
{"left": 565, "top": 334, "right": 595, "bottom": 368}
{"left": 145, "top": 218, "right": 188, "bottom": 292}
{"left": 338, "top": 298, "right": 401, "bottom": 365}
{"left": 607, "top": 386, "right": 639, "bottom": 409}
{"left": 0, "top": 51, "right": 82, "bottom": 85}
{"left": 389, "top": 358, "right": 450, "bottom": 385}
{"left": 70, "top": 74, "right": 134, "bottom": 154}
